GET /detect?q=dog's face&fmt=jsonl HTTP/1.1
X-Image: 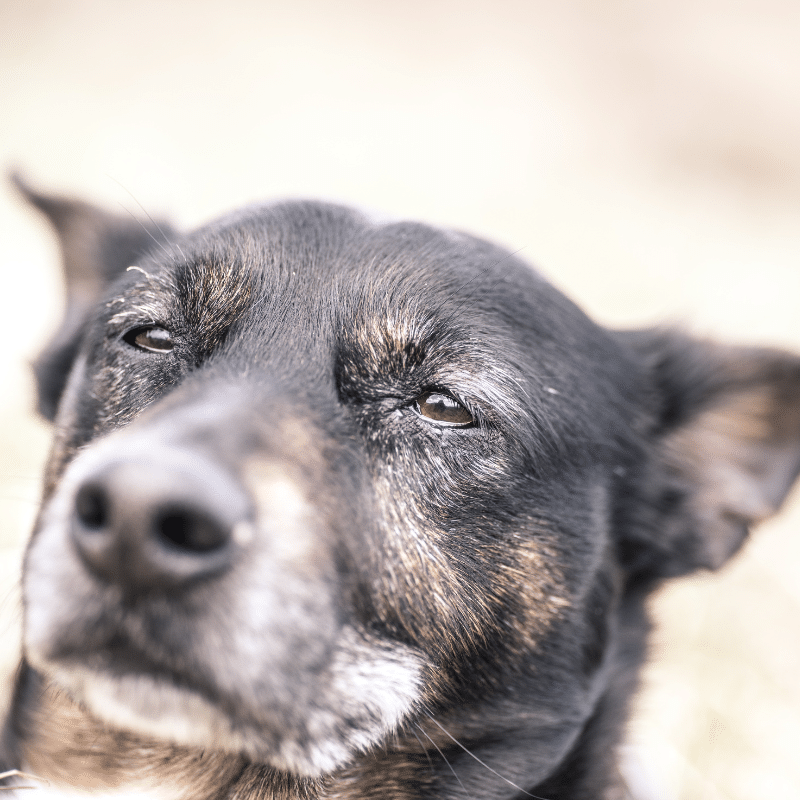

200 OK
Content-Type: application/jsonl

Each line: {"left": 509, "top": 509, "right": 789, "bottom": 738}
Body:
{"left": 10, "top": 180, "right": 800, "bottom": 799}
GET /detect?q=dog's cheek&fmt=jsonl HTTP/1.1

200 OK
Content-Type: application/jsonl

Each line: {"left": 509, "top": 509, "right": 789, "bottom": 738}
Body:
{"left": 43, "top": 351, "right": 189, "bottom": 494}
{"left": 88, "top": 349, "right": 189, "bottom": 432}
{"left": 358, "top": 439, "right": 567, "bottom": 660}
{"left": 363, "top": 450, "right": 621, "bottom": 689}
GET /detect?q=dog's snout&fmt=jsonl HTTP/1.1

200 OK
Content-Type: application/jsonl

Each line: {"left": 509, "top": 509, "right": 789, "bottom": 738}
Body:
{"left": 70, "top": 452, "right": 251, "bottom": 591}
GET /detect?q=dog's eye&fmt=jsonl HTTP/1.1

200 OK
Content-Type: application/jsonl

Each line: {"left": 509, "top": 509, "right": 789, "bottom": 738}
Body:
{"left": 414, "top": 391, "right": 474, "bottom": 427}
{"left": 123, "top": 326, "right": 175, "bottom": 353}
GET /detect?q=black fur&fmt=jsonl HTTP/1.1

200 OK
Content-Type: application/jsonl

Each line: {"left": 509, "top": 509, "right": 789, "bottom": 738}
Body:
{"left": 3, "top": 178, "right": 800, "bottom": 799}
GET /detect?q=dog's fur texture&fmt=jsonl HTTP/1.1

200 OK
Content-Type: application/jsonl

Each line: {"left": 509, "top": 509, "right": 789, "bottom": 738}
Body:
{"left": 3, "top": 177, "right": 800, "bottom": 799}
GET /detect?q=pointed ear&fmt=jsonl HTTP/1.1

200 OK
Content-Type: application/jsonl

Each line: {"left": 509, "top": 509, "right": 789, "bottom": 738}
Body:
{"left": 624, "top": 329, "right": 800, "bottom": 575}
{"left": 12, "top": 174, "right": 176, "bottom": 420}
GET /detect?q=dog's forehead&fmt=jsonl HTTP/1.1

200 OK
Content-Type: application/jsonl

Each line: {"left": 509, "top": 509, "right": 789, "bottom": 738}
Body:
{"left": 183, "top": 201, "right": 530, "bottom": 302}
{"left": 137, "top": 200, "right": 566, "bottom": 342}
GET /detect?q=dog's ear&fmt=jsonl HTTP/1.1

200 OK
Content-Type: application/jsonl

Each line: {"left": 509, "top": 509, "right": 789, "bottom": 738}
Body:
{"left": 12, "top": 174, "right": 175, "bottom": 420}
{"left": 621, "top": 329, "right": 800, "bottom": 577}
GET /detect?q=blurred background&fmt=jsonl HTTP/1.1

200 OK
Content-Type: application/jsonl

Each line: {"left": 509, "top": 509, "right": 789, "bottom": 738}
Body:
{"left": 1, "top": 1, "right": 799, "bottom": 797}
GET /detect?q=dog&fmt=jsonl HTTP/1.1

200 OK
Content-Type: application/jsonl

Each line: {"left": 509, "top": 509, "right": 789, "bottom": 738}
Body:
{"left": 2, "top": 176, "right": 799, "bottom": 800}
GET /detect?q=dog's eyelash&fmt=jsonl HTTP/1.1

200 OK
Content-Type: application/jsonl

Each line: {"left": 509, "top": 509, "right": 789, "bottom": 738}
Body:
{"left": 122, "top": 325, "right": 175, "bottom": 354}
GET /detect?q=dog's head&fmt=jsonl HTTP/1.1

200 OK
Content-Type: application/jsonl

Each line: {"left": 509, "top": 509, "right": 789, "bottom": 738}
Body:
{"left": 13, "top": 177, "right": 800, "bottom": 798}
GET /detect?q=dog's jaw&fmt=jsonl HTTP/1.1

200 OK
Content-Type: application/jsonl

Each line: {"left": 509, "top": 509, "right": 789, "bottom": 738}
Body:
{"left": 32, "top": 626, "right": 423, "bottom": 777}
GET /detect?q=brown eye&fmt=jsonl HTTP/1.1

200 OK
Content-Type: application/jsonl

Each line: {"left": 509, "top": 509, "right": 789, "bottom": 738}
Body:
{"left": 414, "top": 391, "right": 474, "bottom": 427}
{"left": 123, "top": 326, "right": 175, "bottom": 353}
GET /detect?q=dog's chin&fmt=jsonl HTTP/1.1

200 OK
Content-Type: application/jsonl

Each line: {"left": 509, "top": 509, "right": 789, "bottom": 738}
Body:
{"left": 34, "top": 634, "right": 424, "bottom": 779}
{"left": 41, "top": 663, "right": 353, "bottom": 776}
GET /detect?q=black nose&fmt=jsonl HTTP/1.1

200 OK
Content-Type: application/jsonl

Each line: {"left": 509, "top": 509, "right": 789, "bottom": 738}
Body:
{"left": 70, "top": 450, "right": 251, "bottom": 591}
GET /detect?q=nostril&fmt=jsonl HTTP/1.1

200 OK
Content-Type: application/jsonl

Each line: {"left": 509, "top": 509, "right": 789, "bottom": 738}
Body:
{"left": 75, "top": 483, "right": 109, "bottom": 530}
{"left": 155, "top": 508, "right": 228, "bottom": 553}
{"left": 69, "top": 455, "right": 246, "bottom": 589}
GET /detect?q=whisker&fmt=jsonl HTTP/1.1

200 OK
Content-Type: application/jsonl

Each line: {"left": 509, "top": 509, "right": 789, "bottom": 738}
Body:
{"left": 107, "top": 175, "right": 187, "bottom": 262}
{"left": 115, "top": 200, "right": 171, "bottom": 261}
{"left": 423, "top": 712, "right": 552, "bottom": 800}
{"left": 0, "top": 768, "right": 48, "bottom": 790}
{"left": 0, "top": 494, "right": 39, "bottom": 505}
{"left": 415, "top": 724, "right": 467, "bottom": 794}
{"left": 410, "top": 726, "right": 436, "bottom": 775}
{"left": 107, "top": 176, "right": 171, "bottom": 242}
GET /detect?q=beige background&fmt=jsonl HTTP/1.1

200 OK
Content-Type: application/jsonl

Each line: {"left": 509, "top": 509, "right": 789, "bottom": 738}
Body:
{"left": 2, "top": 2, "right": 800, "bottom": 798}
